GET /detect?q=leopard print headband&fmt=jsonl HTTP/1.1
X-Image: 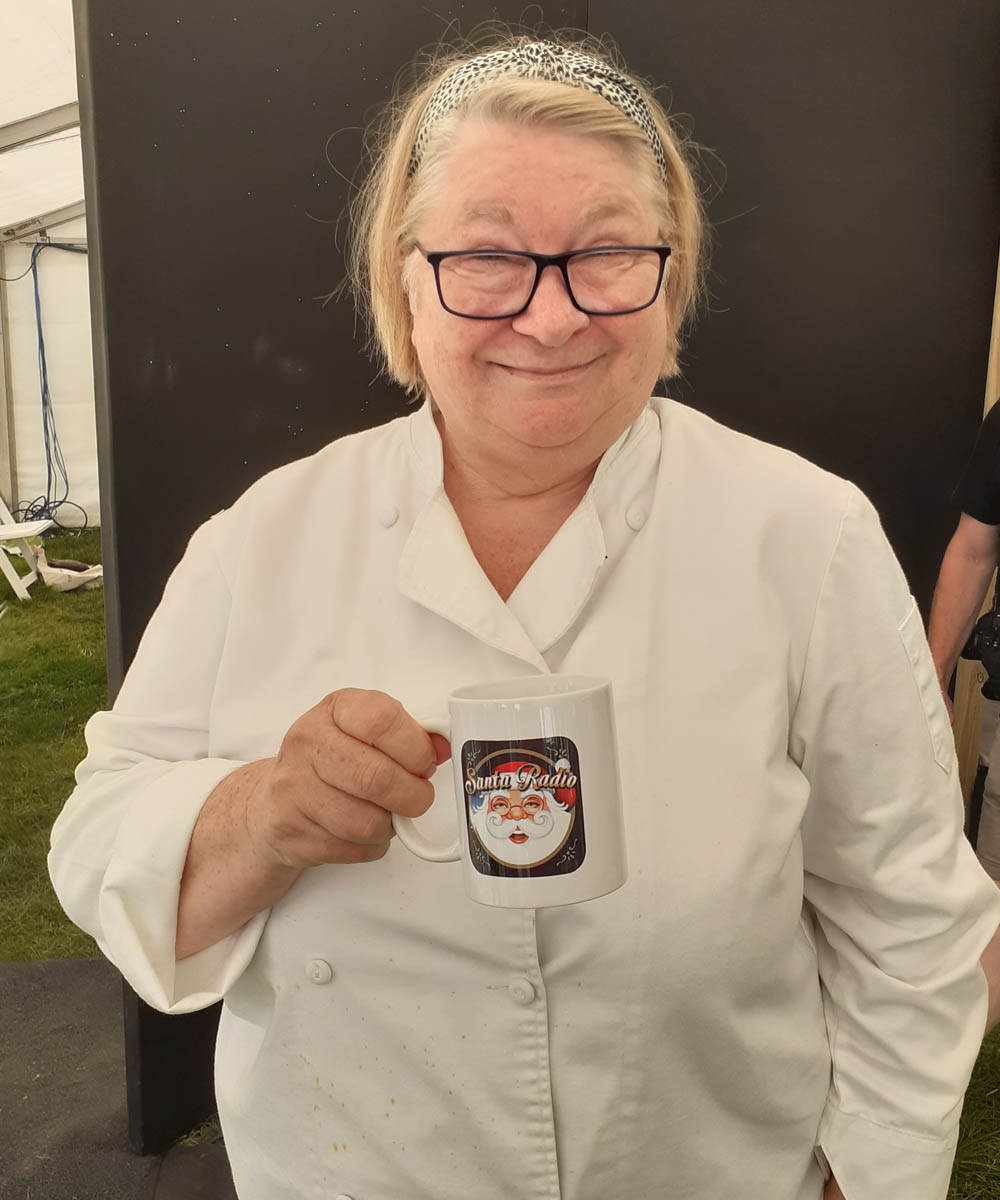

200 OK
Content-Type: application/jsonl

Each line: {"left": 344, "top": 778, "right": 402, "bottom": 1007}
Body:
{"left": 410, "top": 41, "right": 668, "bottom": 180}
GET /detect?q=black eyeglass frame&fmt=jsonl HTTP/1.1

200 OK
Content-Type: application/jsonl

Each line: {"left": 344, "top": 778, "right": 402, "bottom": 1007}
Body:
{"left": 417, "top": 245, "right": 672, "bottom": 320}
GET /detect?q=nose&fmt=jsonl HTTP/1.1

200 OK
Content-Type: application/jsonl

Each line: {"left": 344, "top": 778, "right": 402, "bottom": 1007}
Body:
{"left": 508, "top": 802, "right": 526, "bottom": 820}
{"left": 510, "top": 262, "right": 590, "bottom": 345}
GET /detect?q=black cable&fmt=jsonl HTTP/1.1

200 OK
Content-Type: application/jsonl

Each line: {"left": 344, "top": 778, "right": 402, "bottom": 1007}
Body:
{"left": 1, "top": 242, "right": 87, "bottom": 281}
{"left": 15, "top": 495, "right": 89, "bottom": 531}
{"left": 0, "top": 259, "right": 36, "bottom": 283}
{"left": 14, "top": 241, "right": 92, "bottom": 530}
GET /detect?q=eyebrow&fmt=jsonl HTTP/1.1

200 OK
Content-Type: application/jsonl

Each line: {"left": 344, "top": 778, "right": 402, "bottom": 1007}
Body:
{"left": 578, "top": 200, "right": 643, "bottom": 225}
{"left": 459, "top": 203, "right": 514, "bottom": 227}
{"left": 458, "top": 198, "right": 644, "bottom": 230}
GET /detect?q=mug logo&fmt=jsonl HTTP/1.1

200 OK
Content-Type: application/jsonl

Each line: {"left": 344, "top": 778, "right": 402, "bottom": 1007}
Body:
{"left": 462, "top": 737, "right": 586, "bottom": 877}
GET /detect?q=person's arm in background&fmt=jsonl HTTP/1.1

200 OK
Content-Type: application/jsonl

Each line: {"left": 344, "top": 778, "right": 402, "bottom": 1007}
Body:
{"left": 927, "top": 513, "right": 1000, "bottom": 720}
{"left": 928, "top": 512, "right": 1000, "bottom": 1039}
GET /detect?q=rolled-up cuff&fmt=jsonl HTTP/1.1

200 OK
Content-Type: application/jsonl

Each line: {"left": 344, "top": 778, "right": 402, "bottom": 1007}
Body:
{"left": 51, "top": 758, "right": 268, "bottom": 1013}
{"left": 817, "top": 1103, "right": 958, "bottom": 1200}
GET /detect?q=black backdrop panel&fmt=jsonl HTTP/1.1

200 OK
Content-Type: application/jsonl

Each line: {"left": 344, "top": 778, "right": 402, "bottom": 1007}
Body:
{"left": 594, "top": 0, "right": 1000, "bottom": 609}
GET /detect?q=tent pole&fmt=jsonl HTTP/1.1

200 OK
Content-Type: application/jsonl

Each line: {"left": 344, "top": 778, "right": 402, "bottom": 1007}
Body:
{"left": 0, "top": 102, "right": 79, "bottom": 153}
{"left": 0, "top": 242, "right": 17, "bottom": 509}
{"left": 1, "top": 200, "right": 87, "bottom": 244}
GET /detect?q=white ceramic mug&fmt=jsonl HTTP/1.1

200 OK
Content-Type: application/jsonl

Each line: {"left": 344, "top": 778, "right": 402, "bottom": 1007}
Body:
{"left": 392, "top": 674, "right": 627, "bottom": 908}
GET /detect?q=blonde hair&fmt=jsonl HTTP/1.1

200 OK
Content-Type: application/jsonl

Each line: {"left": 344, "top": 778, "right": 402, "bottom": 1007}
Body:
{"left": 348, "top": 30, "right": 707, "bottom": 394}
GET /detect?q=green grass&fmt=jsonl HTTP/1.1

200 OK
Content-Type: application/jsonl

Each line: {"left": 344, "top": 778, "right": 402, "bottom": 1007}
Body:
{"left": 1, "top": 528, "right": 105, "bottom": 960}
{"left": 177, "top": 1114, "right": 223, "bottom": 1147}
{"left": 953, "top": 1025, "right": 1000, "bottom": 1197}
{"left": 1, "top": 528, "right": 999, "bottom": 1186}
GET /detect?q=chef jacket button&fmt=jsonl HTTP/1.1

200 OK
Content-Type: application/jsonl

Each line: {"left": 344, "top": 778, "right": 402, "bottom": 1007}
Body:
{"left": 377, "top": 504, "right": 399, "bottom": 528}
{"left": 508, "top": 976, "right": 536, "bottom": 1006}
{"left": 306, "top": 958, "right": 334, "bottom": 985}
{"left": 625, "top": 503, "right": 647, "bottom": 531}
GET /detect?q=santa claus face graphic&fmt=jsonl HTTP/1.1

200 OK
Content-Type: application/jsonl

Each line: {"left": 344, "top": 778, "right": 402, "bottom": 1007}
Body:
{"left": 465, "top": 754, "right": 581, "bottom": 872}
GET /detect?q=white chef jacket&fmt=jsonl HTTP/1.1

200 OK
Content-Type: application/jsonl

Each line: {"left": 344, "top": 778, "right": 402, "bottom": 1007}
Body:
{"left": 49, "top": 398, "right": 1000, "bottom": 1200}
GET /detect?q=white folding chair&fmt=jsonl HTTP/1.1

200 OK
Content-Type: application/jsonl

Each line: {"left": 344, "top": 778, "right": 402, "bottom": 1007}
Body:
{"left": 0, "top": 496, "right": 54, "bottom": 600}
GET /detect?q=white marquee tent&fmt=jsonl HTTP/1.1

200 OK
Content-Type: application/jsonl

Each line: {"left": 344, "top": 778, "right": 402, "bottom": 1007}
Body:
{"left": 1, "top": 0, "right": 98, "bottom": 528}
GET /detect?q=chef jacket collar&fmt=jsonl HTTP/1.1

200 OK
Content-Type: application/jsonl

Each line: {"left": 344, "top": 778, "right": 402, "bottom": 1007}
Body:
{"left": 398, "top": 399, "right": 661, "bottom": 666}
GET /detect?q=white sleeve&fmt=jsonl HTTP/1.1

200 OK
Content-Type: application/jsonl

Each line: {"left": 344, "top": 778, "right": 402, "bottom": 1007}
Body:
{"left": 790, "top": 485, "right": 1000, "bottom": 1200}
{"left": 48, "top": 514, "right": 268, "bottom": 1014}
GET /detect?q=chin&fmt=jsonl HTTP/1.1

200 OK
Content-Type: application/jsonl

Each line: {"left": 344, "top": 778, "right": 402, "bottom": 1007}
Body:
{"left": 501, "top": 414, "right": 597, "bottom": 453}
{"left": 499, "top": 388, "right": 629, "bottom": 449}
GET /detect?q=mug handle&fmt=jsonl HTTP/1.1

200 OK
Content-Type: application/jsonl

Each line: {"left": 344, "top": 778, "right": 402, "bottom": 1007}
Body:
{"left": 390, "top": 717, "right": 462, "bottom": 863}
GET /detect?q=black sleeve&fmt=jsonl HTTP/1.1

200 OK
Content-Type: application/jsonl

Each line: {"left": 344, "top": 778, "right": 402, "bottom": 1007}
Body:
{"left": 953, "top": 400, "right": 1000, "bottom": 524}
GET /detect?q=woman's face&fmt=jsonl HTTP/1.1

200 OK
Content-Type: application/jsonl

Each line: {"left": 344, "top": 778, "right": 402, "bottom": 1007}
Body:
{"left": 407, "top": 121, "right": 669, "bottom": 489}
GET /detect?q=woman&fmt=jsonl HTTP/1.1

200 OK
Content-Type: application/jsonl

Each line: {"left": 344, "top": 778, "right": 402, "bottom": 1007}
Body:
{"left": 49, "top": 33, "right": 1000, "bottom": 1200}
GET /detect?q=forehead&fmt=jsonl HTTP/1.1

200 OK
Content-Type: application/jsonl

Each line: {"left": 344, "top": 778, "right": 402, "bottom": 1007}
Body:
{"left": 416, "top": 120, "right": 658, "bottom": 244}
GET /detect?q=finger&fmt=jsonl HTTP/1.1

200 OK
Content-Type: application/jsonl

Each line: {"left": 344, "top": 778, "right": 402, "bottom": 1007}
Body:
{"left": 428, "top": 732, "right": 451, "bottom": 766}
{"left": 329, "top": 689, "right": 440, "bottom": 777}
{"left": 309, "top": 734, "right": 435, "bottom": 818}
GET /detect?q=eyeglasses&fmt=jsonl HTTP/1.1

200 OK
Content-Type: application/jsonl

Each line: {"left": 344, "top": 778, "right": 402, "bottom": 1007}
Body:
{"left": 416, "top": 245, "right": 671, "bottom": 320}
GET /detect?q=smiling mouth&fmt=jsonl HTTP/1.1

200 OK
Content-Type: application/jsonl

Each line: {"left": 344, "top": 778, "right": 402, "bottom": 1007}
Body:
{"left": 497, "top": 358, "right": 597, "bottom": 378}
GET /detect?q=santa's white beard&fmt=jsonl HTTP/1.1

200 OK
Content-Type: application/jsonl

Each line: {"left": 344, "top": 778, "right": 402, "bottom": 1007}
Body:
{"left": 468, "top": 802, "right": 574, "bottom": 868}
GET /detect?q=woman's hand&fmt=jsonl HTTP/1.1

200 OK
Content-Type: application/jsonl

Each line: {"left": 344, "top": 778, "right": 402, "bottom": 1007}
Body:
{"left": 246, "top": 689, "right": 450, "bottom": 869}
{"left": 176, "top": 689, "right": 449, "bottom": 960}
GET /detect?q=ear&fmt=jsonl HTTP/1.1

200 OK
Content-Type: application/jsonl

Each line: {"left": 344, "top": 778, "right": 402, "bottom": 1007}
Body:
{"left": 402, "top": 256, "right": 423, "bottom": 341}
{"left": 399, "top": 241, "right": 418, "bottom": 300}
